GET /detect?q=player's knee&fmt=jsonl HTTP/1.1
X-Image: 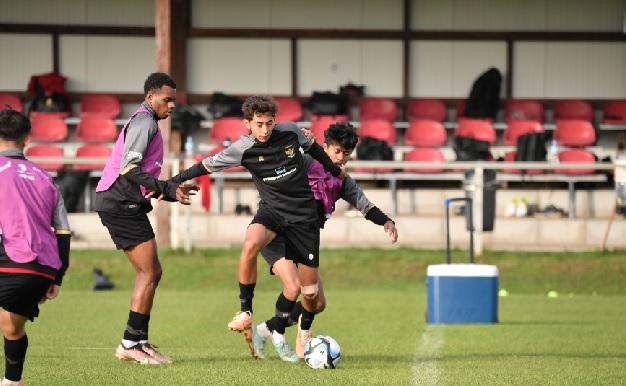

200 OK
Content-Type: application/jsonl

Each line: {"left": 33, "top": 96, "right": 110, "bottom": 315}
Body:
{"left": 283, "top": 281, "right": 300, "bottom": 299}
{"left": 316, "top": 298, "right": 326, "bottom": 313}
{"left": 300, "top": 283, "right": 319, "bottom": 300}
{"left": 241, "top": 239, "right": 262, "bottom": 257}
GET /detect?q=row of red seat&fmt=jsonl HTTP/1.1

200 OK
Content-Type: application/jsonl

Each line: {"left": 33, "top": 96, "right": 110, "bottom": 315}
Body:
{"left": 0, "top": 92, "right": 122, "bottom": 119}
{"left": 208, "top": 116, "right": 598, "bottom": 174}
{"left": 4, "top": 91, "right": 626, "bottom": 125}
{"left": 275, "top": 96, "right": 626, "bottom": 125}
{"left": 23, "top": 114, "right": 115, "bottom": 172}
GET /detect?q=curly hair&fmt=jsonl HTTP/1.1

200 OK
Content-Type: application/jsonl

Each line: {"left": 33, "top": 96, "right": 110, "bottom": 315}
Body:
{"left": 0, "top": 109, "right": 30, "bottom": 142}
{"left": 143, "top": 72, "right": 176, "bottom": 95}
{"left": 242, "top": 95, "right": 278, "bottom": 121}
{"left": 324, "top": 121, "right": 358, "bottom": 151}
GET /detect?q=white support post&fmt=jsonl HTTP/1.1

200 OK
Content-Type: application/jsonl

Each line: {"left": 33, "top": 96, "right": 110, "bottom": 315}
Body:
{"left": 474, "top": 165, "right": 484, "bottom": 256}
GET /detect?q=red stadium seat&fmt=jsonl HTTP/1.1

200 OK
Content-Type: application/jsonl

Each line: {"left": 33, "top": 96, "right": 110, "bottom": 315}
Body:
{"left": 30, "top": 115, "right": 69, "bottom": 142}
{"left": 553, "top": 120, "right": 596, "bottom": 175}
{"left": 75, "top": 116, "right": 119, "bottom": 143}
{"left": 29, "top": 111, "right": 70, "bottom": 119}
{"left": 0, "top": 93, "right": 23, "bottom": 113}
{"left": 308, "top": 117, "right": 337, "bottom": 143}
{"left": 207, "top": 146, "right": 246, "bottom": 172}
{"left": 454, "top": 118, "right": 496, "bottom": 145}
{"left": 274, "top": 97, "right": 303, "bottom": 123}
{"left": 556, "top": 148, "right": 597, "bottom": 175}
{"left": 25, "top": 145, "right": 65, "bottom": 172}
{"left": 403, "top": 148, "right": 445, "bottom": 173}
{"left": 79, "top": 94, "right": 122, "bottom": 119}
{"left": 357, "top": 119, "right": 397, "bottom": 145}
{"left": 209, "top": 117, "right": 249, "bottom": 145}
{"left": 502, "top": 120, "right": 544, "bottom": 146}
{"left": 553, "top": 100, "right": 593, "bottom": 122}
{"left": 73, "top": 145, "right": 112, "bottom": 171}
{"left": 602, "top": 100, "right": 626, "bottom": 124}
{"left": 357, "top": 97, "right": 398, "bottom": 121}
{"left": 503, "top": 99, "right": 545, "bottom": 123}
{"left": 404, "top": 120, "right": 447, "bottom": 147}
{"left": 406, "top": 99, "right": 447, "bottom": 122}
{"left": 553, "top": 120, "right": 596, "bottom": 147}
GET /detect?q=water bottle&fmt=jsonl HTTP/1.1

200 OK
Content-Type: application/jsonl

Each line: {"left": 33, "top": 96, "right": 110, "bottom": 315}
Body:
{"left": 549, "top": 138, "right": 559, "bottom": 164}
{"left": 184, "top": 136, "right": 195, "bottom": 169}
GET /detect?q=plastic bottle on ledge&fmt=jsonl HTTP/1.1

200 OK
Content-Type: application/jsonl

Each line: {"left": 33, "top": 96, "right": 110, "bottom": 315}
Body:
{"left": 184, "top": 136, "right": 195, "bottom": 169}
{"left": 549, "top": 138, "right": 559, "bottom": 164}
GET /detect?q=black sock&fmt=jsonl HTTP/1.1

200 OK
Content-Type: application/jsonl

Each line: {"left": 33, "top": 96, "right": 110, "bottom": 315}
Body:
{"left": 4, "top": 335, "right": 27, "bottom": 382}
{"left": 265, "top": 317, "right": 277, "bottom": 333}
{"left": 287, "top": 302, "right": 303, "bottom": 327}
{"left": 300, "top": 306, "right": 316, "bottom": 331}
{"left": 239, "top": 282, "right": 256, "bottom": 313}
{"left": 139, "top": 313, "right": 150, "bottom": 342}
{"left": 273, "top": 293, "right": 296, "bottom": 335}
{"left": 123, "top": 311, "right": 149, "bottom": 344}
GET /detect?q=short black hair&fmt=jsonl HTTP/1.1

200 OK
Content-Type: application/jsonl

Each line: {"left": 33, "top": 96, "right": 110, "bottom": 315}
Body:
{"left": 0, "top": 109, "right": 30, "bottom": 142}
{"left": 324, "top": 121, "right": 358, "bottom": 151}
{"left": 144, "top": 72, "right": 176, "bottom": 95}
{"left": 242, "top": 95, "right": 278, "bottom": 121}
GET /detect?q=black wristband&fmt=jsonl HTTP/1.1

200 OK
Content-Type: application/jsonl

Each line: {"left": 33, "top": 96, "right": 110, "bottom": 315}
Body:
{"left": 365, "top": 206, "right": 392, "bottom": 226}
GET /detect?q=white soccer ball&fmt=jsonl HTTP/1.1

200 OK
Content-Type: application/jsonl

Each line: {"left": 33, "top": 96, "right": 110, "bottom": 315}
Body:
{"left": 303, "top": 335, "right": 341, "bottom": 369}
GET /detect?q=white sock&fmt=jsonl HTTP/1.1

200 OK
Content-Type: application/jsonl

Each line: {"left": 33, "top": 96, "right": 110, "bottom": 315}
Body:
{"left": 139, "top": 340, "right": 148, "bottom": 345}
{"left": 121, "top": 339, "right": 138, "bottom": 348}
{"left": 2, "top": 378, "right": 22, "bottom": 386}
{"left": 272, "top": 331, "right": 286, "bottom": 344}
{"left": 257, "top": 323, "right": 271, "bottom": 339}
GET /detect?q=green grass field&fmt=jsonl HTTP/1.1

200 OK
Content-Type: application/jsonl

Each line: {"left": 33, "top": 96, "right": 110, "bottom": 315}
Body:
{"left": 16, "top": 248, "right": 626, "bottom": 385}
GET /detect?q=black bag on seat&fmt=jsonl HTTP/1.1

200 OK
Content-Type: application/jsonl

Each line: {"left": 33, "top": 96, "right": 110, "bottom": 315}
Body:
{"left": 209, "top": 92, "right": 243, "bottom": 118}
{"left": 453, "top": 136, "right": 491, "bottom": 161}
{"left": 307, "top": 91, "right": 349, "bottom": 116}
{"left": 515, "top": 132, "right": 547, "bottom": 162}
{"left": 356, "top": 136, "right": 393, "bottom": 161}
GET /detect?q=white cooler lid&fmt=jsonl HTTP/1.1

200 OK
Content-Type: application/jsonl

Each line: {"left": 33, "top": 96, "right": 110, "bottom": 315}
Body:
{"left": 427, "top": 264, "right": 499, "bottom": 277}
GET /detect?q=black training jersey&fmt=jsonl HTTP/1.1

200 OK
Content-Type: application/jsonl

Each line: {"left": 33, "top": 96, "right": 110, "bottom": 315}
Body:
{"left": 172, "top": 122, "right": 342, "bottom": 223}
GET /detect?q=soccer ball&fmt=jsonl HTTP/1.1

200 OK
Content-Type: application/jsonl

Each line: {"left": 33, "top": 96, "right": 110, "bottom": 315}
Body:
{"left": 303, "top": 335, "right": 341, "bottom": 369}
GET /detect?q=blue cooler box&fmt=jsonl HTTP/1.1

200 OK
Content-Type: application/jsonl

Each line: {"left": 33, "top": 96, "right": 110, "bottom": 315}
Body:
{"left": 427, "top": 264, "right": 499, "bottom": 324}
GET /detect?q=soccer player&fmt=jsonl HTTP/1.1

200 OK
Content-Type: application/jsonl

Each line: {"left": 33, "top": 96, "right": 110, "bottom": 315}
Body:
{"left": 169, "top": 95, "right": 346, "bottom": 361}
{"left": 95, "top": 72, "right": 199, "bottom": 365}
{"left": 0, "top": 109, "right": 71, "bottom": 386}
{"left": 245, "top": 121, "right": 398, "bottom": 361}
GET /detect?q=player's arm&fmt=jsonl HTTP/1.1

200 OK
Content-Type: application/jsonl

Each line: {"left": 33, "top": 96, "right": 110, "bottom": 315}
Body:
{"left": 340, "top": 176, "right": 398, "bottom": 243}
{"left": 51, "top": 188, "right": 71, "bottom": 286}
{"left": 170, "top": 140, "right": 246, "bottom": 184}
{"left": 119, "top": 118, "right": 180, "bottom": 201}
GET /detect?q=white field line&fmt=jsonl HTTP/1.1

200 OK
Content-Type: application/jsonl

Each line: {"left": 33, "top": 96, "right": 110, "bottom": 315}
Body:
{"left": 411, "top": 324, "right": 443, "bottom": 386}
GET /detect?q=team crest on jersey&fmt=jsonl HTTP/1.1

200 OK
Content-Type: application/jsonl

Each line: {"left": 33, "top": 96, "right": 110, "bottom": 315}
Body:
{"left": 284, "top": 145, "right": 295, "bottom": 158}
{"left": 258, "top": 155, "right": 264, "bottom": 162}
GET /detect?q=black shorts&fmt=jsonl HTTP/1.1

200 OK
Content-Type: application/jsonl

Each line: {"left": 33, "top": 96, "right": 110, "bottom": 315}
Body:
{"left": 254, "top": 207, "right": 320, "bottom": 268}
{"left": 0, "top": 273, "right": 54, "bottom": 321}
{"left": 98, "top": 211, "right": 155, "bottom": 250}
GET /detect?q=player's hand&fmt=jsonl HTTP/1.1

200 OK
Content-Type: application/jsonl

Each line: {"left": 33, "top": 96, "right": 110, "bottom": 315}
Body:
{"left": 301, "top": 128, "right": 315, "bottom": 141}
{"left": 337, "top": 164, "right": 347, "bottom": 180}
{"left": 384, "top": 220, "right": 398, "bottom": 244}
{"left": 145, "top": 189, "right": 165, "bottom": 201}
{"left": 176, "top": 182, "right": 200, "bottom": 205}
{"left": 39, "top": 284, "right": 60, "bottom": 304}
